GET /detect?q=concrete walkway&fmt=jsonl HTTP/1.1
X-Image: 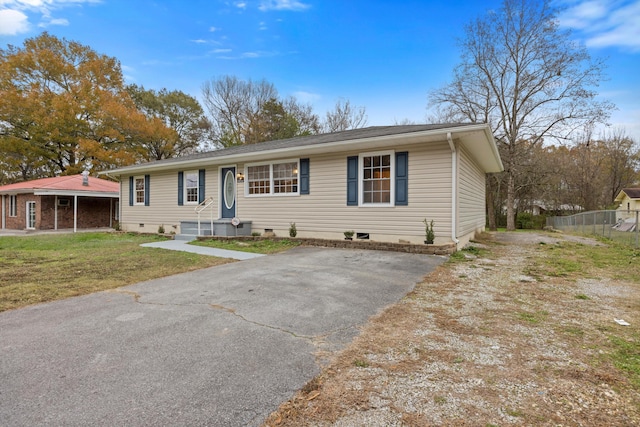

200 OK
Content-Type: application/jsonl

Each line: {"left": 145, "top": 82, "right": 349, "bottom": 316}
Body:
{"left": 140, "top": 239, "right": 265, "bottom": 260}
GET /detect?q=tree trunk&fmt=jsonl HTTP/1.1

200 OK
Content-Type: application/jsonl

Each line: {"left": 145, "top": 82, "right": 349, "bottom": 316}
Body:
{"left": 506, "top": 171, "right": 516, "bottom": 231}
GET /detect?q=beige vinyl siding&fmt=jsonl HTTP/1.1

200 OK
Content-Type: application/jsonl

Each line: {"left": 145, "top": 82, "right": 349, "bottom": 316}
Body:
{"left": 237, "top": 141, "right": 453, "bottom": 244}
{"left": 120, "top": 168, "right": 218, "bottom": 233}
{"left": 457, "top": 144, "right": 486, "bottom": 242}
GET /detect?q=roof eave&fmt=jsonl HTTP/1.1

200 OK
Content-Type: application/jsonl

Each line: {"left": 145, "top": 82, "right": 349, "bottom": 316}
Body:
{"left": 101, "top": 124, "right": 503, "bottom": 176}
{"left": 33, "top": 190, "right": 120, "bottom": 198}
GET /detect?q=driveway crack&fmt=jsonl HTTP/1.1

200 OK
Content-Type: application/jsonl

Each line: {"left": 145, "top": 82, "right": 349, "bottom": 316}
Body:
{"left": 209, "top": 303, "right": 316, "bottom": 341}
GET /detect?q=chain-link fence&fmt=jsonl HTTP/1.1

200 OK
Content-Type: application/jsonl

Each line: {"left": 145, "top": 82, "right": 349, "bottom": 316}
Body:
{"left": 547, "top": 210, "right": 640, "bottom": 247}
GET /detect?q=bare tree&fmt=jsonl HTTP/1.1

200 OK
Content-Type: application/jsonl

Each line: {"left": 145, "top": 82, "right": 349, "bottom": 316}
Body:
{"left": 201, "top": 75, "right": 277, "bottom": 147}
{"left": 201, "top": 75, "right": 320, "bottom": 147}
{"left": 323, "top": 99, "right": 368, "bottom": 133}
{"left": 429, "top": 0, "right": 612, "bottom": 230}
{"left": 598, "top": 128, "right": 640, "bottom": 205}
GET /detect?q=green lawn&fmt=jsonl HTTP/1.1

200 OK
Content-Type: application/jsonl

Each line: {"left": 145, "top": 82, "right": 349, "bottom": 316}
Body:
{"left": 191, "top": 238, "right": 301, "bottom": 254}
{"left": 0, "top": 232, "right": 230, "bottom": 312}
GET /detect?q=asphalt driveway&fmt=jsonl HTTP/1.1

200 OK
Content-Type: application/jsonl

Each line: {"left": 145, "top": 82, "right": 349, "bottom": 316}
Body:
{"left": 0, "top": 246, "right": 445, "bottom": 426}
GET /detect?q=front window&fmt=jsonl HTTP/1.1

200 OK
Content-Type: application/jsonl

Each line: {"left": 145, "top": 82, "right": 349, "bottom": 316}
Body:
{"left": 247, "top": 160, "right": 299, "bottom": 196}
{"left": 273, "top": 162, "right": 298, "bottom": 194}
{"left": 248, "top": 165, "right": 271, "bottom": 195}
{"left": 9, "top": 195, "right": 17, "bottom": 217}
{"left": 135, "top": 176, "right": 145, "bottom": 205}
{"left": 361, "top": 153, "right": 392, "bottom": 205}
{"left": 185, "top": 171, "right": 199, "bottom": 203}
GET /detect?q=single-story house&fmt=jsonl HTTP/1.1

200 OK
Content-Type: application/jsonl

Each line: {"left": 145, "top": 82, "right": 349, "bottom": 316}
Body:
{"left": 0, "top": 173, "right": 119, "bottom": 232}
{"left": 102, "top": 124, "right": 503, "bottom": 248}
{"left": 614, "top": 188, "right": 640, "bottom": 222}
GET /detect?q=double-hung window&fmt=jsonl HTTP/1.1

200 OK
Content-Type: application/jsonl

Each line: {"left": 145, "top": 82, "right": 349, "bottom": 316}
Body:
{"left": 246, "top": 160, "right": 299, "bottom": 196}
{"left": 134, "top": 176, "right": 145, "bottom": 205}
{"left": 362, "top": 153, "right": 392, "bottom": 204}
{"left": 9, "top": 195, "right": 17, "bottom": 217}
{"left": 185, "top": 171, "right": 199, "bottom": 204}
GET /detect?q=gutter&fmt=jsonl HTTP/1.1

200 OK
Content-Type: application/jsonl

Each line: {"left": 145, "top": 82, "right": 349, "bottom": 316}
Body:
{"left": 447, "top": 132, "right": 460, "bottom": 247}
{"left": 99, "top": 124, "right": 495, "bottom": 176}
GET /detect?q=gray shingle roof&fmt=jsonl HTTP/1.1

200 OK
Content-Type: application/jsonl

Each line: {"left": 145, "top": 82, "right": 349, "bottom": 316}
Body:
{"left": 140, "top": 124, "right": 471, "bottom": 167}
{"left": 623, "top": 188, "right": 640, "bottom": 199}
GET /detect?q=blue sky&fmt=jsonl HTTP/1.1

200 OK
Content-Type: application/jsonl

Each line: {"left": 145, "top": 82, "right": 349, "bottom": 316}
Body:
{"left": 1, "top": 0, "right": 639, "bottom": 141}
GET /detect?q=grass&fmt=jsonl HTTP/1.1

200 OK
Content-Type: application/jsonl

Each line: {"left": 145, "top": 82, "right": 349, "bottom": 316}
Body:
{"left": 191, "top": 238, "right": 301, "bottom": 254}
{"left": 608, "top": 334, "right": 640, "bottom": 389}
{"left": 0, "top": 232, "right": 230, "bottom": 312}
{"left": 516, "top": 310, "right": 549, "bottom": 324}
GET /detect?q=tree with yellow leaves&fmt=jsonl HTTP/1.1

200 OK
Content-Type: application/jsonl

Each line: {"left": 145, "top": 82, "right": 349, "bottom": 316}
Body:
{"left": 0, "top": 32, "right": 175, "bottom": 181}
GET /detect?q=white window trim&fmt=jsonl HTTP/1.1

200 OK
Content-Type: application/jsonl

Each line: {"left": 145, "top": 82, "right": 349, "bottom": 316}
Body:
{"left": 134, "top": 176, "right": 146, "bottom": 206}
{"left": 9, "top": 195, "right": 17, "bottom": 217}
{"left": 359, "top": 150, "right": 395, "bottom": 207}
{"left": 184, "top": 170, "right": 199, "bottom": 205}
{"left": 244, "top": 159, "right": 300, "bottom": 197}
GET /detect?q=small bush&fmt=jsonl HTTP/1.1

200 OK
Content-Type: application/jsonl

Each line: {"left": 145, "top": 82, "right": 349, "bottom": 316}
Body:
{"left": 289, "top": 222, "right": 297, "bottom": 238}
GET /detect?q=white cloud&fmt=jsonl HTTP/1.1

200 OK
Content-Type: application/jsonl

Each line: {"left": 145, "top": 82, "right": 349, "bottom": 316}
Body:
{"left": 0, "top": 8, "right": 29, "bottom": 34}
{"left": 234, "top": 1, "right": 246, "bottom": 9}
{"left": 191, "top": 39, "right": 207, "bottom": 44}
{"left": 0, "top": 0, "right": 99, "bottom": 33}
{"left": 559, "top": 0, "right": 640, "bottom": 51}
{"left": 209, "top": 26, "right": 219, "bottom": 32}
{"left": 258, "top": 21, "right": 267, "bottom": 30}
{"left": 292, "top": 91, "right": 321, "bottom": 103}
{"left": 212, "top": 48, "right": 232, "bottom": 53}
{"left": 38, "top": 16, "right": 68, "bottom": 27}
{"left": 258, "top": 0, "right": 310, "bottom": 12}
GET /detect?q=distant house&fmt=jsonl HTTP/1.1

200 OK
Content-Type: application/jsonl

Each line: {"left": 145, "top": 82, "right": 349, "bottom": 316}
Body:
{"left": 102, "top": 124, "right": 503, "bottom": 248}
{"left": 614, "top": 188, "right": 640, "bottom": 222}
{"left": 0, "top": 174, "right": 119, "bottom": 232}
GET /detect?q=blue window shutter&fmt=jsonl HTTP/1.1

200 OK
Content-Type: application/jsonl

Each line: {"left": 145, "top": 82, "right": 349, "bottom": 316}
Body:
{"left": 144, "top": 175, "right": 150, "bottom": 206}
{"left": 300, "top": 158, "right": 310, "bottom": 195}
{"left": 198, "top": 169, "right": 206, "bottom": 203}
{"left": 395, "top": 151, "right": 408, "bottom": 206}
{"left": 178, "top": 171, "right": 184, "bottom": 206}
{"left": 347, "top": 156, "right": 358, "bottom": 206}
{"left": 129, "top": 176, "right": 133, "bottom": 206}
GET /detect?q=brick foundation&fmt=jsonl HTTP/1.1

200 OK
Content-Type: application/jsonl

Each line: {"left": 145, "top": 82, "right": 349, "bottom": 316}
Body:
{"left": 197, "top": 235, "right": 456, "bottom": 255}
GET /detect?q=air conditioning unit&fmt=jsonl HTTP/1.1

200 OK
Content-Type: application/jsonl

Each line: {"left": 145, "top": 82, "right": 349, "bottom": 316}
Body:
{"left": 57, "top": 199, "right": 70, "bottom": 207}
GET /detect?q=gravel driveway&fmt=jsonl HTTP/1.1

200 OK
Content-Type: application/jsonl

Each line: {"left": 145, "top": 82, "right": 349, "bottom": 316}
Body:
{"left": 0, "top": 246, "right": 444, "bottom": 426}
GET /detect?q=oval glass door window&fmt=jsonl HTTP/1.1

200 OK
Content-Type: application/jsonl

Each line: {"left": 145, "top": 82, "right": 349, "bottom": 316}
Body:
{"left": 224, "top": 170, "right": 235, "bottom": 210}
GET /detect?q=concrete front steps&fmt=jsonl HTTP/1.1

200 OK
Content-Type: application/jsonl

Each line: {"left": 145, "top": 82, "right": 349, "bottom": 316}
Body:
{"left": 176, "top": 219, "right": 253, "bottom": 241}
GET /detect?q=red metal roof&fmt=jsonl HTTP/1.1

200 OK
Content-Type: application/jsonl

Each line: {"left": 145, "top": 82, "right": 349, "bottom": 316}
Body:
{"left": 0, "top": 174, "right": 119, "bottom": 194}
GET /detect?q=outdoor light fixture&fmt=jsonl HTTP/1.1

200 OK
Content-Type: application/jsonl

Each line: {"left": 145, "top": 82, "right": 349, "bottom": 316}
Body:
{"left": 236, "top": 172, "right": 245, "bottom": 182}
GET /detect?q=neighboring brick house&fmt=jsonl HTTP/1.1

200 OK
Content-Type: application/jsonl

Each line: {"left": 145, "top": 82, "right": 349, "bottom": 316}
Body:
{"left": 0, "top": 174, "right": 119, "bottom": 232}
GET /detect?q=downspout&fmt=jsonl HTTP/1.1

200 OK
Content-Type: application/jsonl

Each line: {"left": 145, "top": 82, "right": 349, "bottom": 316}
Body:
{"left": 447, "top": 132, "right": 460, "bottom": 248}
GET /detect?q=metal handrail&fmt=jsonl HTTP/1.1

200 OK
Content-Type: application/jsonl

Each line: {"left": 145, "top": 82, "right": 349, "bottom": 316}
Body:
{"left": 195, "top": 197, "right": 215, "bottom": 236}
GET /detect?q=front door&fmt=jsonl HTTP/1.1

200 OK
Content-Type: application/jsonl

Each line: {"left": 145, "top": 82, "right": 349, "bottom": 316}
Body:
{"left": 221, "top": 167, "right": 236, "bottom": 219}
{"left": 26, "top": 201, "right": 36, "bottom": 229}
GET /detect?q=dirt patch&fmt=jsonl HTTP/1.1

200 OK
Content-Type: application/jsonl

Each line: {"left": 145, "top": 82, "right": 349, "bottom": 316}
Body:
{"left": 264, "top": 232, "right": 640, "bottom": 426}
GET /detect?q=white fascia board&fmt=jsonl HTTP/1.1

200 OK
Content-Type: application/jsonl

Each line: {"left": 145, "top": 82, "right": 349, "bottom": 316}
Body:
{"left": 33, "top": 190, "right": 120, "bottom": 198}
{"left": 101, "top": 124, "right": 501, "bottom": 175}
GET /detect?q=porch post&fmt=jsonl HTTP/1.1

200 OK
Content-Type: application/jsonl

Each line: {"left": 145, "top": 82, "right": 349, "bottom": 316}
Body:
{"left": 73, "top": 195, "right": 78, "bottom": 233}
{"left": 1, "top": 195, "right": 5, "bottom": 229}
{"left": 54, "top": 195, "right": 58, "bottom": 230}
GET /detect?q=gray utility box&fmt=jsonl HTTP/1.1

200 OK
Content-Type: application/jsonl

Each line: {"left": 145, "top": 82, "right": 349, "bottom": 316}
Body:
{"left": 213, "top": 219, "right": 252, "bottom": 237}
